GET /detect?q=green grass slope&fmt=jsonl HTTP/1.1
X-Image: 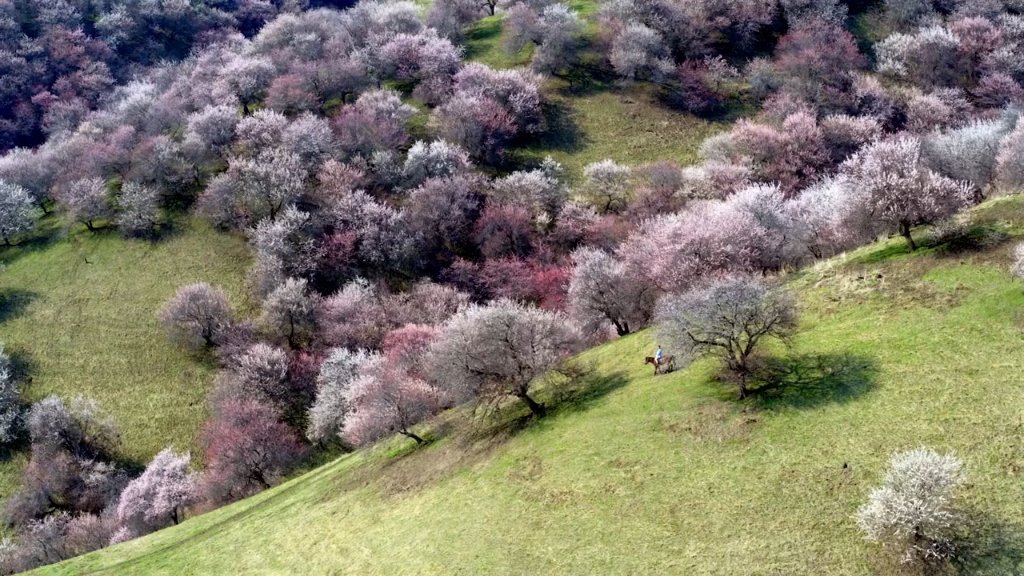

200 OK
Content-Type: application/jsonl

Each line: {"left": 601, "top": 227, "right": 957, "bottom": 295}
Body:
{"left": 462, "top": 0, "right": 729, "bottom": 178}
{"left": 40, "top": 197, "right": 1024, "bottom": 575}
{"left": 0, "top": 219, "right": 251, "bottom": 481}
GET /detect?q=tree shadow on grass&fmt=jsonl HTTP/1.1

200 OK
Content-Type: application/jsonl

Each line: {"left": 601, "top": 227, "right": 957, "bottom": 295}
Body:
{"left": 747, "top": 353, "right": 879, "bottom": 410}
{"left": 0, "top": 217, "right": 64, "bottom": 266}
{"left": 462, "top": 17, "right": 504, "bottom": 60}
{"left": 0, "top": 289, "right": 38, "bottom": 323}
{"left": 951, "top": 513, "right": 1024, "bottom": 575}
{"left": 530, "top": 100, "right": 588, "bottom": 154}
{"left": 926, "top": 224, "right": 1010, "bottom": 259}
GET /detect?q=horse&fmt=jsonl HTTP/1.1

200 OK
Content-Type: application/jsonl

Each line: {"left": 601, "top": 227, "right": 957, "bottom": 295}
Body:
{"left": 645, "top": 355, "right": 675, "bottom": 376}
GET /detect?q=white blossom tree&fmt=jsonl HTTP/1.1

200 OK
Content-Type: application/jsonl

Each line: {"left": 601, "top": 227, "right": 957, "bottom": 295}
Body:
{"left": 158, "top": 283, "right": 234, "bottom": 350}
{"left": 568, "top": 248, "right": 657, "bottom": 336}
{"left": 259, "top": 278, "right": 317, "bottom": 348}
{"left": 841, "top": 136, "right": 973, "bottom": 251}
{"left": 0, "top": 181, "right": 38, "bottom": 245}
{"left": 306, "top": 348, "right": 373, "bottom": 443}
{"left": 426, "top": 300, "right": 581, "bottom": 416}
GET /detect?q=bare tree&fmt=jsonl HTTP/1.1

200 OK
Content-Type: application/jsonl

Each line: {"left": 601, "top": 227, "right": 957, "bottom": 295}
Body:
{"left": 656, "top": 276, "right": 797, "bottom": 399}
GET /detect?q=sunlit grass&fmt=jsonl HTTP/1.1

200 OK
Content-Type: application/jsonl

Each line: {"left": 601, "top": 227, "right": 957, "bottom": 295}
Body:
{"left": 0, "top": 217, "right": 251, "bottom": 489}
{"left": 40, "top": 198, "right": 1024, "bottom": 575}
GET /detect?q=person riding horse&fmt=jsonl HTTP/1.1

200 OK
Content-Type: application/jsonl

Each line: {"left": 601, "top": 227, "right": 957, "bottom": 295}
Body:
{"left": 645, "top": 346, "right": 674, "bottom": 375}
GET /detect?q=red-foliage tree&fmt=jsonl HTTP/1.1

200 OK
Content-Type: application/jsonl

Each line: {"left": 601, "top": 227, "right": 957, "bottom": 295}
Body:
{"left": 200, "top": 401, "right": 306, "bottom": 506}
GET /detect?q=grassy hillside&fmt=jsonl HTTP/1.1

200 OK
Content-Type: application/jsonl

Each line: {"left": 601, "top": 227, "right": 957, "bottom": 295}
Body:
{"left": 40, "top": 196, "right": 1024, "bottom": 575}
{"left": 0, "top": 219, "right": 251, "bottom": 489}
{"left": 463, "top": 0, "right": 729, "bottom": 178}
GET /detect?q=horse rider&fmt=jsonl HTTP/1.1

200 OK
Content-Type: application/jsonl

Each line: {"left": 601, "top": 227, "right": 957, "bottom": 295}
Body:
{"left": 654, "top": 345, "right": 663, "bottom": 365}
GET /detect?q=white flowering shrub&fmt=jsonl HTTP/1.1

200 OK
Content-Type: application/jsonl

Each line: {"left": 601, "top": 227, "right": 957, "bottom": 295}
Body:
{"left": 856, "top": 448, "right": 965, "bottom": 565}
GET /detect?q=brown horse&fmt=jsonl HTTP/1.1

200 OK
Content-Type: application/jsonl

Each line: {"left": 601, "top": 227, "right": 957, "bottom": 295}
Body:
{"left": 645, "top": 355, "right": 675, "bottom": 376}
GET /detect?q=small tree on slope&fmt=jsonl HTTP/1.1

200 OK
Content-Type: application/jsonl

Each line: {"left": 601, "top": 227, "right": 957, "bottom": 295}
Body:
{"left": 656, "top": 276, "right": 797, "bottom": 399}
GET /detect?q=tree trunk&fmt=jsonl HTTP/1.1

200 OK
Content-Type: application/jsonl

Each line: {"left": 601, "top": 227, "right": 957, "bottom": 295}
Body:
{"left": 401, "top": 430, "right": 425, "bottom": 444}
{"left": 737, "top": 371, "right": 749, "bottom": 400}
{"left": 518, "top": 392, "right": 547, "bottom": 417}
{"left": 613, "top": 319, "right": 629, "bottom": 336}
{"left": 901, "top": 222, "right": 916, "bottom": 251}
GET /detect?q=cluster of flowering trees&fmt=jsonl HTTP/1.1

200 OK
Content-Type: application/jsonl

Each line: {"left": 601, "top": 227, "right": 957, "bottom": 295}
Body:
{"left": 0, "top": 0, "right": 315, "bottom": 152}
{"left": 0, "top": 391, "right": 198, "bottom": 573}
{"left": 3, "top": 0, "right": 1024, "bottom": 569}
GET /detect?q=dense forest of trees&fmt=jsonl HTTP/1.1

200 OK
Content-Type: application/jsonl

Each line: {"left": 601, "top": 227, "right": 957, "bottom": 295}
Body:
{"left": 0, "top": 0, "right": 1023, "bottom": 571}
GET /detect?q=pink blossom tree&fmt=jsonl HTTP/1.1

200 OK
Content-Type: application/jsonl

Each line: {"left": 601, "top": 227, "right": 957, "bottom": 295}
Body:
{"left": 841, "top": 135, "right": 973, "bottom": 250}
{"left": 115, "top": 448, "right": 197, "bottom": 539}
{"left": 200, "top": 401, "right": 305, "bottom": 505}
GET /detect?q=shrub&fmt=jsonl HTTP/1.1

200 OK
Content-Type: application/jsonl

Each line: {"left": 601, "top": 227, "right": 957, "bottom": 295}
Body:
{"left": 0, "top": 180, "right": 38, "bottom": 244}
{"left": 158, "top": 283, "right": 233, "bottom": 351}
{"left": 656, "top": 276, "right": 797, "bottom": 399}
{"left": 856, "top": 448, "right": 965, "bottom": 566}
